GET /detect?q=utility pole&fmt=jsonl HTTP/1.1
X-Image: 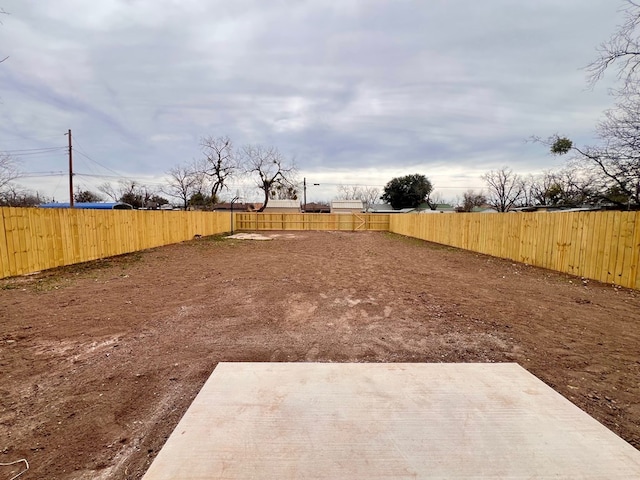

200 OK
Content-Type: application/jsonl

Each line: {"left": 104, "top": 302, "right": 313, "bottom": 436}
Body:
{"left": 302, "top": 177, "right": 319, "bottom": 213}
{"left": 66, "top": 129, "right": 74, "bottom": 207}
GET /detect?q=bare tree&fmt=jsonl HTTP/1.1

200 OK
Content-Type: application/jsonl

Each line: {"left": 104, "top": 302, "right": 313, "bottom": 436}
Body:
{"left": 239, "top": 185, "right": 259, "bottom": 203}
{"left": 428, "top": 191, "right": 446, "bottom": 208}
{"left": 558, "top": 168, "right": 601, "bottom": 205}
{"left": 200, "top": 136, "right": 237, "bottom": 203}
{"left": 0, "top": 153, "right": 21, "bottom": 192}
{"left": 587, "top": 1, "right": 640, "bottom": 91}
{"left": 97, "top": 182, "right": 119, "bottom": 202}
{"left": 548, "top": 130, "right": 640, "bottom": 206}
{"left": 336, "top": 185, "right": 360, "bottom": 201}
{"left": 336, "top": 185, "right": 380, "bottom": 211}
{"left": 459, "top": 189, "right": 487, "bottom": 212}
{"left": 521, "top": 171, "right": 565, "bottom": 207}
{"left": 592, "top": 104, "right": 640, "bottom": 204}
{"left": 241, "top": 145, "right": 297, "bottom": 212}
{"left": 556, "top": 1, "right": 640, "bottom": 207}
{"left": 359, "top": 186, "right": 381, "bottom": 212}
{"left": 0, "top": 9, "right": 9, "bottom": 64}
{"left": 162, "top": 161, "right": 200, "bottom": 210}
{"left": 0, "top": 185, "right": 44, "bottom": 207}
{"left": 525, "top": 169, "right": 598, "bottom": 207}
{"left": 120, "top": 181, "right": 153, "bottom": 209}
{"left": 482, "top": 167, "right": 523, "bottom": 212}
{"left": 270, "top": 182, "right": 299, "bottom": 200}
{"left": 74, "top": 188, "right": 103, "bottom": 203}
{"left": 98, "top": 180, "right": 154, "bottom": 208}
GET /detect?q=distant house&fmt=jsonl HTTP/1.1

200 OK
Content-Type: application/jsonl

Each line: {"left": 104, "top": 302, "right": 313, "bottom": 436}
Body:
{"left": 514, "top": 205, "right": 601, "bottom": 213}
{"left": 303, "top": 202, "right": 331, "bottom": 213}
{"left": 367, "top": 203, "right": 414, "bottom": 214}
{"left": 39, "top": 202, "right": 133, "bottom": 210}
{"left": 419, "top": 203, "right": 456, "bottom": 213}
{"left": 263, "top": 199, "right": 301, "bottom": 213}
{"left": 331, "top": 200, "right": 364, "bottom": 214}
{"left": 472, "top": 206, "right": 499, "bottom": 213}
{"left": 434, "top": 203, "right": 456, "bottom": 212}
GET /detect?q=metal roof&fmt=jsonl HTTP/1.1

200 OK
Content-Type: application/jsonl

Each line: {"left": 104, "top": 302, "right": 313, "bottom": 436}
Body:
{"left": 39, "top": 202, "right": 134, "bottom": 210}
{"left": 264, "top": 200, "right": 300, "bottom": 209}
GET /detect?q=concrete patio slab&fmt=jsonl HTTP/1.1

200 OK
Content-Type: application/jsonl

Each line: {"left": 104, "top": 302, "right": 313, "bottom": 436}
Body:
{"left": 143, "top": 363, "right": 640, "bottom": 479}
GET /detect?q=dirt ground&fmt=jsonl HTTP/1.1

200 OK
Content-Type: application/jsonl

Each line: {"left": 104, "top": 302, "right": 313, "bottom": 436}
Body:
{"left": 1, "top": 231, "right": 639, "bottom": 479}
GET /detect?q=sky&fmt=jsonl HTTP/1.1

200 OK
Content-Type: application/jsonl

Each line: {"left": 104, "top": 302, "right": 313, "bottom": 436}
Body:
{"left": 0, "top": 0, "right": 627, "bottom": 204}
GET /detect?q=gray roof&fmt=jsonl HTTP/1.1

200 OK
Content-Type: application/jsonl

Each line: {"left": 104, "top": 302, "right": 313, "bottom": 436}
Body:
{"left": 331, "top": 200, "right": 364, "bottom": 209}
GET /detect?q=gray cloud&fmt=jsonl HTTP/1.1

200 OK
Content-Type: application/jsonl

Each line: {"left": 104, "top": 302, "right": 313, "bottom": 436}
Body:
{"left": 0, "top": 0, "right": 625, "bottom": 201}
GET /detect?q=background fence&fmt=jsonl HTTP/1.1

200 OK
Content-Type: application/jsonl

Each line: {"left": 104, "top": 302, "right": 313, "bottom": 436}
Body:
{"left": 234, "top": 213, "right": 390, "bottom": 232}
{"left": 2, "top": 208, "right": 640, "bottom": 290}
{"left": 389, "top": 211, "right": 640, "bottom": 290}
{"left": 0, "top": 207, "right": 230, "bottom": 278}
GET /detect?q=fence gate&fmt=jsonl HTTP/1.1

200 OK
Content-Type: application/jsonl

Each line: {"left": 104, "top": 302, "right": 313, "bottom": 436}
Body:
{"left": 353, "top": 213, "right": 366, "bottom": 231}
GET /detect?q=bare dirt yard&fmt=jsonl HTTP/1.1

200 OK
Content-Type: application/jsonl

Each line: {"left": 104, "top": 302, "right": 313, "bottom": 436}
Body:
{"left": 1, "top": 231, "right": 639, "bottom": 479}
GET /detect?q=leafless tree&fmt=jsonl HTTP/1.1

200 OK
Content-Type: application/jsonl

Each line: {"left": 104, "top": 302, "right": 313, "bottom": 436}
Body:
{"left": 428, "top": 191, "right": 446, "bottom": 207}
{"left": 97, "top": 182, "right": 119, "bottom": 202}
{"left": 482, "top": 167, "right": 524, "bottom": 212}
{"left": 459, "top": 189, "right": 487, "bottom": 212}
{"left": 335, "top": 185, "right": 359, "bottom": 201}
{"left": 239, "top": 185, "right": 259, "bottom": 203}
{"left": 557, "top": 168, "right": 601, "bottom": 205}
{"left": 241, "top": 145, "right": 297, "bottom": 211}
{"left": 0, "top": 185, "right": 44, "bottom": 207}
{"left": 556, "top": 1, "right": 640, "bottom": 207}
{"left": 0, "top": 9, "right": 9, "bottom": 64}
{"left": 587, "top": 1, "right": 640, "bottom": 91}
{"left": 0, "top": 153, "right": 21, "bottom": 192}
{"left": 162, "top": 161, "right": 201, "bottom": 210}
{"left": 200, "top": 135, "right": 237, "bottom": 203}
{"left": 98, "top": 180, "right": 156, "bottom": 208}
{"left": 270, "top": 182, "right": 300, "bottom": 200}
{"left": 525, "top": 172, "right": 560, "bottom": 206}
{"left": 591, "top": 104, "right": 640, "bottom": 204}
{"left": 359, "top": 186, "right": 381, "bottom": 211}
{"left": 548, "top": 128, "right": 640, "bottom": 206}
{"left": 335, "top": 185, "right": 380, "bottom": 211}
{"left": 525, "top": 169, "right": 599, "bottom": 207}
{"left": 74, "top": 188, "right": 103, "bottom": 203}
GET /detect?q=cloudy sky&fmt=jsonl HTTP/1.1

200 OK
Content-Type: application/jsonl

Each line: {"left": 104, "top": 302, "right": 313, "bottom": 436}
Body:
{"left": 0, "top": 0, "right": 626, "bottom": 203}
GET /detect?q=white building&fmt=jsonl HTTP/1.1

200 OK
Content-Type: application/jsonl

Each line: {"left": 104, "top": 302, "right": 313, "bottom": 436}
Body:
{"left": 330, "top": 200, "right": 364, "bottom": 214}
{"left": 263, "top": 199, "right": 301, "bottom": 213}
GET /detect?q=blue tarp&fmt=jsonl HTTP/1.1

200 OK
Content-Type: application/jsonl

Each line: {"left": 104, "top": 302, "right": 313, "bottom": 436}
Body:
{"left": 39, "top": 202, "right": 133, "bottom": 210}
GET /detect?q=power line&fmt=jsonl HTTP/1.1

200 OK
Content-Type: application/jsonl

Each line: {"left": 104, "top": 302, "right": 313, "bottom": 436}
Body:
{"left": 0, "top": 131, "right": 67, "bottom": 142}
{"left": 2, "top": 146, "right": 65, "bottom": 153}
{"left": 3, "top": 148, "right": 67, "bottom": 158}
{"left": 20, "top": 171, "right": 66, "bottom": 178}
{"left": 72, "top": 137, "right": 127, "bottom": 178}
{"left": 18, "top": 172, "right": 487, "bottom": 192}
{"left": 74, "top": 150, "right": 128, "bottom": 179}
{"left": 75, "top": 172, "right": 129, "bottom": 180}
{"left": 73, "top": 152, "right": 100, "bottom": 178}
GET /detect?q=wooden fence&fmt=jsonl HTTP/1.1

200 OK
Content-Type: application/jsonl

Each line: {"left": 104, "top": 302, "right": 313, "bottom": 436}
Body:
{"left": 0, "top": 207, "right": 230, "bottom": 279}
{"left": 389, "top": 211, "right": 640, "bottom": 290}
{"left": 234, "top": 213, "right": 390, "bottom": 232}
{"left": 2, "top": 208, "right": 640, "bottom": 290}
